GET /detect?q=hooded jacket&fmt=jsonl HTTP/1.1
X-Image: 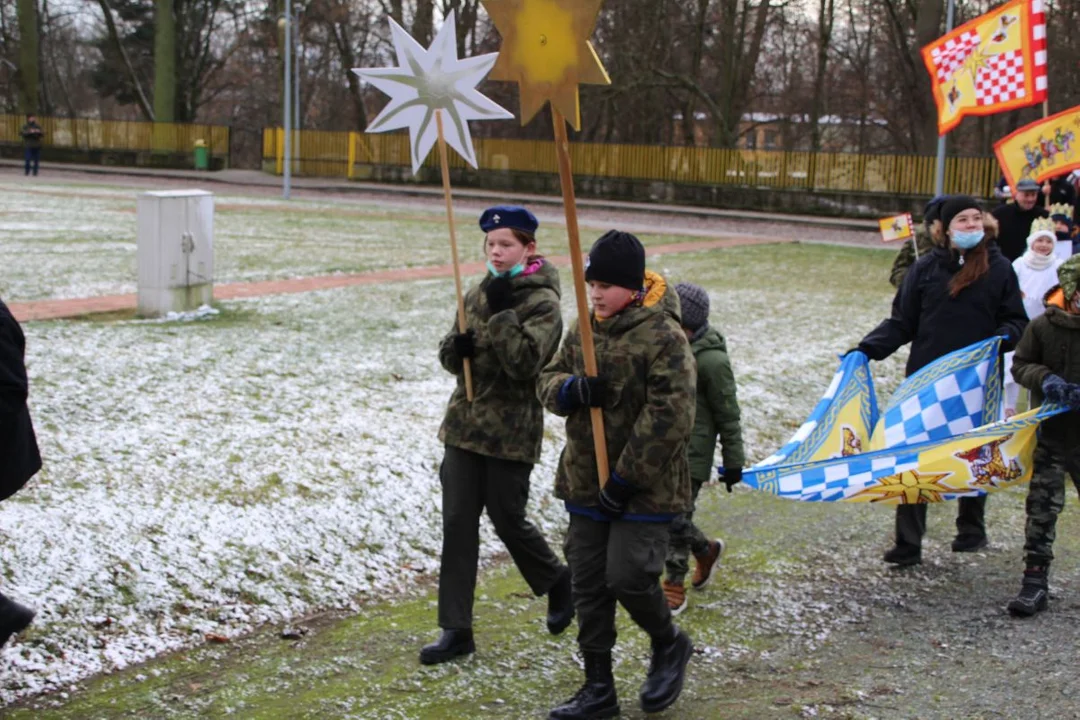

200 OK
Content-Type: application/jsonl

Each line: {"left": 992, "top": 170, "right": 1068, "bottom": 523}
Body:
{"left": 859, "top": 216, "right": 1028, "bottom": 376}
{"left": 538, "top": 271, "right": 695, "bottom": 518}
{"left": 1011, "top": 288, "right": 1080, "bottom": 449}
{"left": 688, "top": 326, "right": 745, "bottom": 482}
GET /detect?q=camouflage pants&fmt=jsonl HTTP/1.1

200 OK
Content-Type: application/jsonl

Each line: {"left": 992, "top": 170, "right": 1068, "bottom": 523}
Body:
{"left": 664, "top": 477, "right": 711, "bottom": 584}
{"left": 1023, "top": 442, "right": 1080, "bottom": 567}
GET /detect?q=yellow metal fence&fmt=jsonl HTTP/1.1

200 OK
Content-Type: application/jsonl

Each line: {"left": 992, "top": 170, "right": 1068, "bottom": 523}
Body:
{"left": 2, "top": 115, "right": 230, "bottom": 158}
{"left": 263, "top": 128, "right": 1000, "bottom": 197}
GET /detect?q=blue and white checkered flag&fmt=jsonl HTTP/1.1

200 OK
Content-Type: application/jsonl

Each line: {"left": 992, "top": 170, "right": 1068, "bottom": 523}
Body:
{"left": 870, "top": 337, "right": 1002, "bottom": 450}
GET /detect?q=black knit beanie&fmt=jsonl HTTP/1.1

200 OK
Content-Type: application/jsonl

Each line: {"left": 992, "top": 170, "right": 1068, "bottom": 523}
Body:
{"left": 585, "top": 230, "right": 646, "bottom": 291}
{"left": 939, "top": 195, "right": 981, "bottom": 230}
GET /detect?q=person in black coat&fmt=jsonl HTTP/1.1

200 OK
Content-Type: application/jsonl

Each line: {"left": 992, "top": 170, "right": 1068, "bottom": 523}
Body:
{"left": 993, "top": 178, "right": 1050, "bottom": 262}
{"left": 0, "top": 298, "right": 40, "bottom": 645}
{"left": 856, "top": 196, "right": 1029, "bottom": 566}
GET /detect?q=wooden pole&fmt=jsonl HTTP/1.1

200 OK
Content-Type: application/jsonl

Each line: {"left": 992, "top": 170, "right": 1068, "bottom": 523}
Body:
{"left": 551, "top": 108, "right": 610, "bottom": 487}
{"left": 436, "top": 109, "right": 474, "bottom": 402}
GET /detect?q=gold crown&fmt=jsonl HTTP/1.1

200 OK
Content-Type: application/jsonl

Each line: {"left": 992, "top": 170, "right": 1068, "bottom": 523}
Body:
{"left": 1030, "top": 217, "right": 1056, "bottom": 234}
{"left": 1049, "top": 203, "right": 1073, "bottom": 218}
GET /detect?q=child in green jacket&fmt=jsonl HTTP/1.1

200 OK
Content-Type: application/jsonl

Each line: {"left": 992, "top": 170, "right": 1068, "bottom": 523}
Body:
{"left": 662, "top": 282, "right": 745, "bottom": 616}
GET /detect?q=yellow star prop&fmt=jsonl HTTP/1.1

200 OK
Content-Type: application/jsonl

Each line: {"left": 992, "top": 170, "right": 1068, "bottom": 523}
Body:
{"left": 482, "top": 0, "right": 611, "bottom": 130}
{"left": 851, "top": 470, "right": 958, "bottom": 504}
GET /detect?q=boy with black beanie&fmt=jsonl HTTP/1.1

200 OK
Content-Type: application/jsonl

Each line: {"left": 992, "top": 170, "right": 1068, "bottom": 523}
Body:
{"left": 539, "top": 230, "right": 697, "bottom": 719}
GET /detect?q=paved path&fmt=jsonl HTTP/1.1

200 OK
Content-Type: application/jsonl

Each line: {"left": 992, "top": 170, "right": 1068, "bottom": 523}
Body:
{"left": 8, "top": 236, "right": 788, "bottom": 322}
{"left": 0, "top": 159, "right": 879, "bottom": 231}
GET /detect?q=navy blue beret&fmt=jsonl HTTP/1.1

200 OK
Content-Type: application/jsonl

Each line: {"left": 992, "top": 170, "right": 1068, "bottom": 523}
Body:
{"left": 479, "top": 205, "right": 539, "bottom": 236}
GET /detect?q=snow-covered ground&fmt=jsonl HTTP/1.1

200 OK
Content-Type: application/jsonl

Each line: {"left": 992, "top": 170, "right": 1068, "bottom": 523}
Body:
{"left": 0, "top": 182, "right": 906, "bottom": 703}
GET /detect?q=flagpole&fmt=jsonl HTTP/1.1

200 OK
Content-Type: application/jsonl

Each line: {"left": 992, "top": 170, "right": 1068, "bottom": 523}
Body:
{"left": 436, "top": 109, "right": 475, "bottom": 402}
{"left": 933, "top": 0, "right": 957, "bottom": 197}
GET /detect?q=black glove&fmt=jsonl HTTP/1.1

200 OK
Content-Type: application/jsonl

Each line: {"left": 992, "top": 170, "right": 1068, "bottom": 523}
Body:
{"left": 484, "top": 276, "right": 514, "bottom": 314}
{"left": 1064, "top": 383, "right": 1080, "bottom": 411}
{"left": 597, "top": 473, "right": 636, "bottom": 519}
{"left": 452, "top": 329, "right": 476, "bottom": 359}
{"left": 719, "top": 466, "right": 743, "bottom": 493}
{"left": 1043, "top": 374, "right": 1068, "bottom": 405}
{"left": 570, "top": 375, "right": 608, "bottom": 409}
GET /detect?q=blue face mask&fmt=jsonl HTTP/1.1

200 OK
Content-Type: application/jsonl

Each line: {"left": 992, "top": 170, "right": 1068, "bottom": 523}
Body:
{"left": 487, "top": 260, "right": 525, "bottom": 278}
{"left": 952, "top": 230, "right": 984, "bottom": 250}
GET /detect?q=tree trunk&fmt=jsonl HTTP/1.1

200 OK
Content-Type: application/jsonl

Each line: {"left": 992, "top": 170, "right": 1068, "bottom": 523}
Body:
{"left": 16, "top": 0, "right": 38, "bottom": 113}
{"left": 809, "top": 0, "right": 834, "bottom": 153}
{"left": 154, "top": 0, "right": 176, "bottom": 124}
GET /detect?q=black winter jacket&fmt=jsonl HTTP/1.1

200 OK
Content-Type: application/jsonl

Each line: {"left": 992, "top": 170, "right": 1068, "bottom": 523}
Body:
{"left": 858, "top": 242, "right": 1028, "bottom": 376}
{"left": 0, "top": 299, "right": 42, "bottom": 501}
{"left": 992, "top": 203, "right": 1049, "bottom": 262}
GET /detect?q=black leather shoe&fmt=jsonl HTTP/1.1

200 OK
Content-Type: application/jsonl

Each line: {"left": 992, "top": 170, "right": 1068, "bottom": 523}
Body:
{"left": 0, "top": 593, "right": 34, "bottom": 648}
{"left": 547, "top": 569, "right": 575, "bottom": 636}
{"left": 419, "top": 628, "right": 475, "bottom": 665}
{"left": 639, "top": 627, "right": 693, "bottom": 714}
{"left": 549, "top": 652, "right": 620, "bottom": 719}
{"left": 883, "top": 544, "right": 922, "bottom": 566}
{"left": 951, "top": 534, "right": 988, "bottom": 552}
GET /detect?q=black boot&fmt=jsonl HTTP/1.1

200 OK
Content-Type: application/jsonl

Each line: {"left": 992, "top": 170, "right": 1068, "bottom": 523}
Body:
{"left": 0, "top": 593, "right": 34, "bottom": 648}
{"left": 419, "top": 628, "right": 475, "bottom": 665}
{"left": 639, "top": 626, "right": 693, "bottom": 714}
{"left": 1007, "top": 567, "right": 1049, "bottom": 617}
{"left": 547, "top": 568, "right": 575, "bottom": 636}
{"left": 549, "top": 651, "right": 620, "bottom": 720}
{"left": 951, "top": 534, "right": 988, "bottom": 552}
{"left": 883, "top": 544, "right": 921, "bottom": 566}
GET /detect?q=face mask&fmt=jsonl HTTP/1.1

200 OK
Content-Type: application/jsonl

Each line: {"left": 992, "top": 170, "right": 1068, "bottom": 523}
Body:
{"left": 952, "top": 230, "right": 984, "bottom": 250}
{"left": 487, "top": 260, "right": 524, "bottom": 278}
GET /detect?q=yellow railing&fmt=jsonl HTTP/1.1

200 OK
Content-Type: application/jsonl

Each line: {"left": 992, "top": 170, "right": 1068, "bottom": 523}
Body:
{"left": 262, "top": 128, "right": 1000, "bottom": 197}
{"left": 2, "top": 115, "right": 229, "bottom": 157}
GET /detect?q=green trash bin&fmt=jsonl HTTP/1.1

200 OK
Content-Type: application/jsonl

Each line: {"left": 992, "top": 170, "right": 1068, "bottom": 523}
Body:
{"left": 194, "top": 140, "right": 209, "bottom": 171}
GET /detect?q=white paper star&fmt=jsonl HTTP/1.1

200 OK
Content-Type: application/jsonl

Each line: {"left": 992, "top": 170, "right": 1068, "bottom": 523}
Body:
{"left": 353, "top": 11, "right": 514, "bottom": 175}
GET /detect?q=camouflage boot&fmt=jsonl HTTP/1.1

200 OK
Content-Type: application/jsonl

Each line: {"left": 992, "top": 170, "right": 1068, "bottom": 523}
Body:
{"left": 1007, "top": 567, "right": 1049, "bottom": 617}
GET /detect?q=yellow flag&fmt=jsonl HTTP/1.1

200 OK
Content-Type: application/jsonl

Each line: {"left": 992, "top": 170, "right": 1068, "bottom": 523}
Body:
{"left": 994, "top": 105, "right": 1080, "bottom": 190}
{"left": 879, "top": 213, "right": 914, "bottom": 243}
{"left": 921, "top": 0, "right": 1048, "bottom": 135}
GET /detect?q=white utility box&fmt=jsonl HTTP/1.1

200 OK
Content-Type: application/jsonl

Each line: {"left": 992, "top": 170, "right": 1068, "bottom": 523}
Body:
{"left": 136, "top": 190, "right": 215, "bottom": 317}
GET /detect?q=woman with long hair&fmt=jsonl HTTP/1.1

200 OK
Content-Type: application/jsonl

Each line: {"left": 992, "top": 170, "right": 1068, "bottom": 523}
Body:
{"left": 855, "top": 196, "right": 1028, "bottom": 566}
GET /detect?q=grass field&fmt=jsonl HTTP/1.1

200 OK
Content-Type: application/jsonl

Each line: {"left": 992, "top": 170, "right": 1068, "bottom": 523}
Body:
{"left": 6, "top": 181, "right": 1079, "bottom": 719}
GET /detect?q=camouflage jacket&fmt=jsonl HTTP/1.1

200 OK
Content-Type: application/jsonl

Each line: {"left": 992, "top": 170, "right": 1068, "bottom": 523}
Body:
{"left": 538, "top": 271, "right": 696, "bottom": 515}
{"left": 1011, "top": 288, "right": 1080, "bottom": 449}
{"left": 888, "top": 228, "right": 936, "bottom": 289}
{"left": 438, "top": 259, "right": 563, "bottom": 464}
{"left": 688, "top": 326, "right": 745, "bottom": 481}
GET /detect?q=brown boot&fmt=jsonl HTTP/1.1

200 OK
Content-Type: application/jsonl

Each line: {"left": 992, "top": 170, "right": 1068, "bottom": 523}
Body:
{"left": 662, "top": 580, "right": 687, "bottom": 616}
{"left": 691, "top": 539, "right": 725, "bottom": 590}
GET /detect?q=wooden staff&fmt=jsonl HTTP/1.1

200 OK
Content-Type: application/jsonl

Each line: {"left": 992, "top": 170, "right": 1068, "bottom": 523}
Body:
{"left": 551, "top": 108, "right": 610, "bottom": 486}
{"left": 435, "top": 109, "right": 474, "bottom": 402}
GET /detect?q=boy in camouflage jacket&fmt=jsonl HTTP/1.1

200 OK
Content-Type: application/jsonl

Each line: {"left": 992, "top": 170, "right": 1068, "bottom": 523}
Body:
{"left": 1008, "top": 254, "right": 1080, "bottom": 617}
{"left": 421, "top": 206, "right": 573, "bottom": 665}
{"left": 662, "top": 282, "right": 745, "bottom": 616}
{"left": 539, "top": 230, "right": 696, "bottom": 719}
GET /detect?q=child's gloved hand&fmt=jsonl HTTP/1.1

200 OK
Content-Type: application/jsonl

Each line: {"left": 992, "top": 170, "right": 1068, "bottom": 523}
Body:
{"left": 569, "top": 375, "right": 609, "bottom": 409}
{"left": 485, "top": 276, "right": 514, "bottom": 314}
{"left": 597, "top": 473, "right": 636, "bottom": 519}
{"left": 718, "top": 466, "right": 743, "bottom": 493}
{"left": 1042, "top": 374, "right": 1069, "bottom": 405}
{"left": 452, "top": 329, "right": 476, "bottom": 359}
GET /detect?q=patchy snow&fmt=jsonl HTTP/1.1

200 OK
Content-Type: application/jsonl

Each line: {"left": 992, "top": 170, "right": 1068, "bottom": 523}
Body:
{"left": 0, "top": 185, "right": 906, "bottom": 704}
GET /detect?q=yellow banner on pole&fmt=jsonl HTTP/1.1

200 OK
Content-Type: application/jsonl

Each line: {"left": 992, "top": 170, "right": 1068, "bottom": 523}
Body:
{"left": 994, "top": 105, "right": 1080, "bottom": 190}
{"left": 879, "top": 213, "right": 914, "bottom": 243}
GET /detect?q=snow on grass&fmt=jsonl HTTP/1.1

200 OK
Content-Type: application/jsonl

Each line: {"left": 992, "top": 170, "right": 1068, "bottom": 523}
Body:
{"left": 0, "top": 213, "right": 904, "bottom": 703}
